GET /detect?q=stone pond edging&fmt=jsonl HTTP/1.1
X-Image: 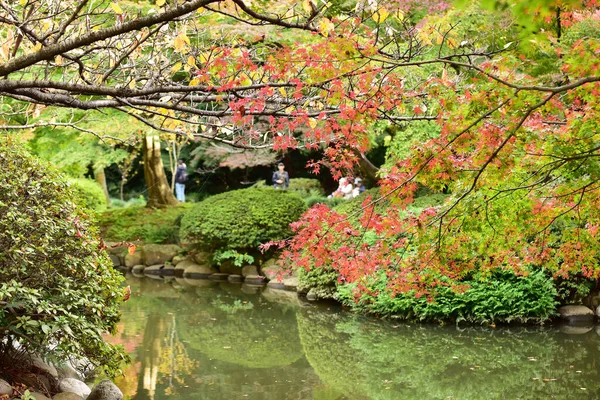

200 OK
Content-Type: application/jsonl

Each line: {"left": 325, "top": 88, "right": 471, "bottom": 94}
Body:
{"left": 106, "top": 243, "right": 600, "bottom": 329}
{"left": 106, "top": 242, "right": 300, "bottom": 294}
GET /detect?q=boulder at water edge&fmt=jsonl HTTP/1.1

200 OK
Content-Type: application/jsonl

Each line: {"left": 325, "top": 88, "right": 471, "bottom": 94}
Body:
{"left": 183, "top": 264, "right": 217, "bottom": 279}
{"left": 242, "top": 265, "right": 258, "bottom": 277}
{"left": 558, "top": 305, "right": 595, "bottom": 324}
{"left": 124, "top": 252, "right": 142, "bottom": 268}
{"left": 144, "top": 264, "right": 175, "bottom": 276}
{"left": 32, "top": 355, "right": 58, "bottom": 379}
{"left": 31, "top": 393, "right": 51, "bottom": 400}
{"left": 0, "top": 379, "right": 13, "bottom": 396}
{"left": 142, "top": 244, "right": 181, "bottom": 265}
{"left": 59, "top": 379, "right": 91, "bottom": 399}
{"left": 87, "top": 380, "right": 123, "bottom": 400}
{"left": 53, "top": 392, "right": 84, "bottom": 400}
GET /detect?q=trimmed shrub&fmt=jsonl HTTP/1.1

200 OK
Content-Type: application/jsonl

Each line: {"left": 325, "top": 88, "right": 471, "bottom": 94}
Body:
{"left": 180, "top": 188, "right": 306, "bottom": 252}
{"left": 99, "top": 204, "right": 193, "bottom": 244}
{"left": 254, "top": 178, "right": 324, "bottom": 198}
{"left": 0, "top": 140, "right": 127, "bottom": 376}
{"left": 69, "top": 178, "right": 108, "bottom": 212}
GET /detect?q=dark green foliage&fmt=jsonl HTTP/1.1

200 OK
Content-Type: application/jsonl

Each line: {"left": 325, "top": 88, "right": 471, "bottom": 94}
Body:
{"left": 253, "top": 178, "right": 324, "bottom": 198}
{"left": 0, "top": 140, "right": 127, "bottom": 376}
{"left": 336, "top": 269, "right": 558, "bottom": 324}
{"left": 68, "top": 178, "right": 108, "bottom": 212}
{"left": 304, "top": 195, "right": 345, "bottom": 208}
{"left": 180, "top": 188, "right": 306, "bottom": 252}
{"left": 99, "top": 204, "right": 193, "bottom": 244}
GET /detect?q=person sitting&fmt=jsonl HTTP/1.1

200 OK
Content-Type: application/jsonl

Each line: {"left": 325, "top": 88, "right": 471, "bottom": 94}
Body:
{"left": 352, "top": 178, "right": 366, "bottom": 198}
{"left": 329, "top": 177, "right": 354, "bottom": 199}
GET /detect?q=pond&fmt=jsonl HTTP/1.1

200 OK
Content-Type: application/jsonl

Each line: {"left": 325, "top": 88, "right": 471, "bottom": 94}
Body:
{"left": 109, "top": 275, "right": 600, "bottom": 400}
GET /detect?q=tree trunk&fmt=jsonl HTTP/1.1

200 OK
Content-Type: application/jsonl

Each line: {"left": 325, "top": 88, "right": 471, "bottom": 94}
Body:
{"left": 143, "top": 133, "right": 178, "bottom": 208}
{"left": 94, "top": 166, "right": 111, "bottom": 205}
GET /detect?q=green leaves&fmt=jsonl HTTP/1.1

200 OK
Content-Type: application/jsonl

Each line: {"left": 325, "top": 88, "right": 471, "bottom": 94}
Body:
{"left": 0, "top": 139, "right": 128, "bottom": 377}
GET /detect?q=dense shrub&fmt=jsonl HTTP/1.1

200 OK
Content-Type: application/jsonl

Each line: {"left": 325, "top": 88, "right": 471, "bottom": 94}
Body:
{"left": 99, "top": 204, "right": 193, "bottom": 244}
{"left": 0, "top": 140, "right": 127, "bottom": 376}
{"left": 254, "top": 178, "right": 324, "bottom": 198}
{"left": 180, "top": 188, "right": 306, "bottom": 252}
{"left": 68, "top": 177, "right": 108, "bottom": 212}
{"left": 336, "top": 269, "right": 558, "bottom": 324}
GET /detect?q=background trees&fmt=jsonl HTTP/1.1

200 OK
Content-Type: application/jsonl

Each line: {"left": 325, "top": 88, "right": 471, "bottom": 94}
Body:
{"left": 2, "top": 0, "right": 600, "bottom": 310}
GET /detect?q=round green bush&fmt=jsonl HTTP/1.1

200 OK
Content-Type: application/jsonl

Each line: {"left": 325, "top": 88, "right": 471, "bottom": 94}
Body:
{"left": 69, "top": 177, "right": 108, "bottom": 212}
{"left": 254, "top": 178, "right": 324, "bottom": 198}
{"left": 180, "top": 188, "right": 306, "bottom": 251}
{"left": 0, "top": 140, "right": 127, "bottom": 376}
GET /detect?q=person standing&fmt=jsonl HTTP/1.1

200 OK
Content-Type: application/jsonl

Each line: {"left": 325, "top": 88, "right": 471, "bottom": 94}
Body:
{"left": 272, "top": 162, "right": 289, "bottom": 189}
{"left": 174, "top": 160, "right": 188, "bottom": 202}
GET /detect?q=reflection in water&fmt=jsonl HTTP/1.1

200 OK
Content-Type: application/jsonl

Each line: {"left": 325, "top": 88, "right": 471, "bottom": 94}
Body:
{"left": 109, "top": 275, "right": 600, "bottom": 400}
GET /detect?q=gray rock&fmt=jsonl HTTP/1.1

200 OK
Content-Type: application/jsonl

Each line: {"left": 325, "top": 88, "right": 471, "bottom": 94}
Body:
{"left": 59, "top": 379, "right": 91, "bottom": 399}
{"left": 266, "top": 280, "right": 286, "bottom": 290}
{"left": 194, "top": 251, "right": 211, "bottom": 265}
{"left": 87, "top": 380, "right": 123, "bottom": 400}
{"left": 31, "top": 393, "right": 51, "bottom": 400}
{"left": 228, "top": 274, "right": 244, "bottom": 283}
{"left": 218, "top": 261, "right": 241, "bottom": 275}
{"left": 144, "top": 264, "right": 175, "bottom": 276}
{"left": 241, "top": 283, "right": 262, "bottom": 294}
{"left": 595, "top": 304, "right": 600, "bottom": 318}
{"left": 32, "top": 355, "right": 58, "bottom": 378}
{"left": 560, "top": 324, "right": 593, "bottom": 335}
{"left": 283, "top": 277, "right": 299, "bottom": 292}
{"left": 306, "top": 289, "right": 318, "bottom": 301}
{"left": 244, "top": 275, "right": 266, "bottom": 285}
{"left": 241, "top": 265, "right": 258, "bottom": 277}
{"left": 172, "top": 255, "right": 189, "bottom": 265}
{"left": 262, "top": 287, "right": 303, "bottom": 306}
{"left": 558, "top": 305, "right": 595, "bottom": 324}
{"left": 174, "top": 260, "right": 200, "bottom": 277}
{"left": 132, "top": 264, "right": 146, "bottom": 272}
{"left": 56, "top": 363, "right": 83, "bottom": 380}
{"left": 0, "top": 379, "right": 12, "bottom": 396}
{"left": 209, "top": 273, "right": 230, "bottom": 281}
{"left": 108, "top": 254, "right": 121, "bottom": 267}
{"left": 53, "top": 392, "right": 84, "bottom": 400}
{"left": 142, "top": 244, "right": 182, "bottom": 265}
{"left": 124, "top": 252, "right": 143, "bottom": 268}
{"left": 183, "top": 278, "right": 216, "bottom": 288}
{"left": 183, "top": 264, "right": 217, "bottom": 279}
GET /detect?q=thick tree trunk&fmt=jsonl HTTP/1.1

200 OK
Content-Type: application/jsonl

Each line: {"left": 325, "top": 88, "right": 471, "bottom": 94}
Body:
{"left": 94, "top": 166, "right": 111, "bottom": 205}
{"left": 143, "top": 133, "right": 178, "bottom": 208}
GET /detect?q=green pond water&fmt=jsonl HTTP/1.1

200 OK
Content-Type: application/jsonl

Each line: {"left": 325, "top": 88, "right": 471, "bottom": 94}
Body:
{"left": 111, "top": 274, "right": 600, "bottom": 400}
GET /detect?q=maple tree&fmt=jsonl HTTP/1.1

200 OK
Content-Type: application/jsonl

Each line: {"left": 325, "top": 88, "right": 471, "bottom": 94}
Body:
{"left": 2, "top": 0, "right": 600, "bottom": 307}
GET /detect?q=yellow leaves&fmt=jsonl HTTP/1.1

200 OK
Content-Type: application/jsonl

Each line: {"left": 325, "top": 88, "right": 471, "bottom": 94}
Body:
{"left": 373, "top": 8, "right": 390, "bottom": 24}
{"left": 396, "top": 9, "right": 404, "bottom": 21}
{"left": 173, "top": 32, "right": 190, "bottom": 53}
{"left": 302, "top": 0, "right": 314, "bottom": 14}
{"left": 279, "top": 87, "right": 287, "bottom": 97}
{"left": 54, "top": 55, "right": 63, "bottom": 66}
{"left": 129, "top": 79, "right": 136, "bottom": 90}
{"left": 109, "top": 3, "right": 123, "bottom": 14}
{"left": 318, "top": 18, "right": 335, "bottom": 36}
{"left": 189, "top": 78, "right": 200, "bottom": 86}
{"left": 171, "top": 62, "right": 183, "bottom": 74}
{"left": 156, "top": 0, "right": 166, "bottom": 6}
{"left": 19, "top": 0, "right": 27, "bottom": 5}
{"left": 308, "top": 118, "right": 318, "bottom": 129}
{"left": 187, "top": 56, "right": 196, "bottom": 68}
{"left": 198, "top": 52, "right": 210, "bottom": 64}
{"left": 32, "top": 42, "right": 42, "bottom": 52}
